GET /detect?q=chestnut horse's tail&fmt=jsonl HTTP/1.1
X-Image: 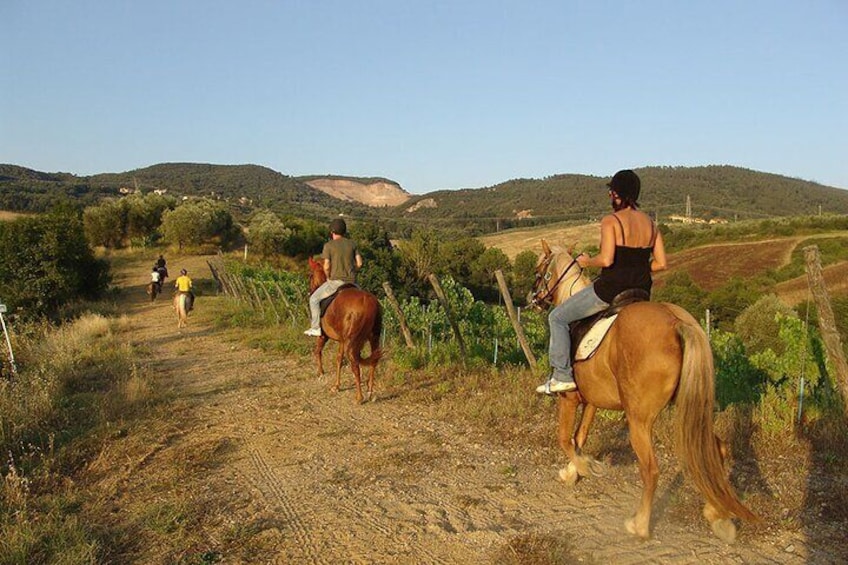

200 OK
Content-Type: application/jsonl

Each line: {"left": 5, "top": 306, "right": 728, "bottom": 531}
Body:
{"left": 673, "top": 312, "right": 758, "bottom": 522}
{"left": 344, "top": 299, "right": 383, "bottom": 367}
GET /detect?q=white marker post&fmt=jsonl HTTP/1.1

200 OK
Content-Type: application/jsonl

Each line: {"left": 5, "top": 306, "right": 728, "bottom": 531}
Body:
{"left": 0, "top": 304, "right": 17, "bottom": 376}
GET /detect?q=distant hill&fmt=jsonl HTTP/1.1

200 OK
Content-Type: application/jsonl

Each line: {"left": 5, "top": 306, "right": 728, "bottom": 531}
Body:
{"left": 0, "top": 163, "right": 376, "bottom": 221}
{"left": 391, "top": 166, "right": 848, "bottom": 233}
{"left": 3, "top": 163, "right": 847, "bottom": 234}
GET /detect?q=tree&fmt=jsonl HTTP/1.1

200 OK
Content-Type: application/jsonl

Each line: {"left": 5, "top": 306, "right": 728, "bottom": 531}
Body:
{"left": 160, "top": 198, "right": 234, "bottom": 250}
{"left": 125, "top": 192, "right": 175, "bottom": 241}
{"left": 469, "top": 247, "right": 511, "bottom": 302}
{"left": 441, "top": 236, "right": 486, "bottom": 287}
{"left": 354, "top": 222, "right": 401, "bottom": 295}
{"left": 0, "top": 207, "right": 109, "bottom": 317}
{"left": 83, "top": 199, "right": 127, "bottom": 248}
{"left": 247, "top": 210, "right": 291, "bottom": 256}
{"left": 397, "top": 229, "right": 444, "bottom": 299}
{"left": 513, "top": 249, "right": 540, "bottom": 306}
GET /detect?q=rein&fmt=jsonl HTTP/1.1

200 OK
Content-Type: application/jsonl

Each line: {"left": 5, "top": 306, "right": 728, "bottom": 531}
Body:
{"left": 531, "top": 255, "right": 581, "bottom": 310}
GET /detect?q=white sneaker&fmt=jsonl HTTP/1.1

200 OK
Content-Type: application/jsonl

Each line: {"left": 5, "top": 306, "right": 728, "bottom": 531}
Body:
{"left": 536, "top": 378, "right": 577, "bottom": 395}
{"left": 304, "top": 328, "right": 322, "bottom": 337}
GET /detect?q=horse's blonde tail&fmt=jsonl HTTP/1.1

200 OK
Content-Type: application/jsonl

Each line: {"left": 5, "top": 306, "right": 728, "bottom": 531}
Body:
{"left": 675, "top": 318, "right": 759, "bottom": 522}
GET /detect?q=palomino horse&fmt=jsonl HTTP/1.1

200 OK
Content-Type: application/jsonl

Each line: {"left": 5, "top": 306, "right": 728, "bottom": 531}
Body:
{"left": 529, "top": 240, "right": 757, "bottom": 542}
{"left": 307, "top": 257, "right": 382, "bottom": 404}
{"left": 173, "top": 292, "right": 189, "bottom": 329}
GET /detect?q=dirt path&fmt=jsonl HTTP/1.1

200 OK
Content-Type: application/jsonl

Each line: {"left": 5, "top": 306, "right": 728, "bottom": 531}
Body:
{"left": 92, "top": 254, "right": 826, "bottom": 564}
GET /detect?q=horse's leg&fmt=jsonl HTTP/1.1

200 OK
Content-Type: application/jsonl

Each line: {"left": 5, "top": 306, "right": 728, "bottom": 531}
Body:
{"left": 556, "top": 393, "right": 582, "bottom": 485}
{"left": 570, "top": 403, "right": 607, "bottom": 477}
{"left": 349, "top": 344, "right": 363, "bottom": 404}
{"left": 624, "top": 416, "right": 659, "bottom": 539}
{"left": 331, "top": 340, "right": 345, "bottom": 394}
{"left": 313, "top": 336, "right": 327, "bottom": 377}
{"left": 365, "top": 333, "right": 379, "bottom": 402}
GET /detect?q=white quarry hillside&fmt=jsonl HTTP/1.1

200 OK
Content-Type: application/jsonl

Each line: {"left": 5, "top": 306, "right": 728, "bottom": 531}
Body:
{"left": 304, "top": 178, "right": 410, "bottom": 208}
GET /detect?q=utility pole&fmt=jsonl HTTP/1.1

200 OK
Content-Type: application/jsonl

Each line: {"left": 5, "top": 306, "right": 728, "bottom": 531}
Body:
{"left": 685, "top": 195, "right": 692, "bottom": 223}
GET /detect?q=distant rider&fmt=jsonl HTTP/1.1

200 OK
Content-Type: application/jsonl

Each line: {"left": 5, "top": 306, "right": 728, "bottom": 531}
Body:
{"left": 151, "top": 266, "right": 162, "bottom": 292}
{"left": 304, "top": 218, "right": 363, "bottom": 337}
{"left": 155, "top": 255, "right": 168, "bottom": 285}
{"left": 174, "top": 268, "right": 194, "bottom": 312}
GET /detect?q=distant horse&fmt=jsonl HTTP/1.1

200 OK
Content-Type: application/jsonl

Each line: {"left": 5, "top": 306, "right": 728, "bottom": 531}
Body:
{"left": 146, "top": 281, "right": 160, "bottom": 301}
{"left": 307, "top": 257, "right": 382, "bottom": 404}
{"left": 529, "top": 240, "right": 757, "bottom": 542}
{"left": 174, "top": 292, "right": 189, "bottom": 329}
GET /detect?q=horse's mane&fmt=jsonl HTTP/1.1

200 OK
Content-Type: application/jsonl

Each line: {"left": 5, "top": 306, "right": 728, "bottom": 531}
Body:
{"left": 546, "top": 244, "right": 592, "bottom": 288}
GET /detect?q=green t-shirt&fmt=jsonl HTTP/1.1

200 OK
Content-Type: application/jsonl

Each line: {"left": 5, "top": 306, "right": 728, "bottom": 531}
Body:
{"left": 321, "top": 238, "right": 359, "bottom": 283}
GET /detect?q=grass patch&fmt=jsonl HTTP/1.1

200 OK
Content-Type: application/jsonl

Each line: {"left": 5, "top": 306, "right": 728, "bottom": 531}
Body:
{"left": 0, "top": 312, "right": 157, "bottom": 563}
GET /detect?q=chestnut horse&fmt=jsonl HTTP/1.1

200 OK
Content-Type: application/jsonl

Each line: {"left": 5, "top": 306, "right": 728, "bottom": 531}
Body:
{"left": 307, "top": 257, "right": 382, "bottom": 403}
{"left": 530, "top": 240, "right": 757, "bottom": 542}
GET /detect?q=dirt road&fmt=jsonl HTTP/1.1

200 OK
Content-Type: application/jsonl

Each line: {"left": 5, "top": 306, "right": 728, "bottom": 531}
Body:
{"left": 91, "top": 254, "right": 833, "bottom": 564}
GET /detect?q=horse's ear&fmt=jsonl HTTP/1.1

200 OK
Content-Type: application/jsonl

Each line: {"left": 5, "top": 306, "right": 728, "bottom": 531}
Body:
{"left": 308, "top": 256, "right": 317, "bottom": 268}
{"left": 541, "top": 239, "right": 552, "bottom": 256}
{"left": 566, "top": 242, "right": 576, "bottom": 255}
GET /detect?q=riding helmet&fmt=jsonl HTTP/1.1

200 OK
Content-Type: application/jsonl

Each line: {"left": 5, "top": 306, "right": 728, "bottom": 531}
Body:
{"left": 329, "top": 218, "right": 347, "bottom": 236}
{"left": 607, "top": 169, "right": 641, "bottom": 202}
{"left": 180, "top": 269, "right": 187, "bottom": 275}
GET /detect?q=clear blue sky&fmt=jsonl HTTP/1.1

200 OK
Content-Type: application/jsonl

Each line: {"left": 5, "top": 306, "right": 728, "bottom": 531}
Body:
{"left": 2, "top": 1, "right": 846, "bottom": 194}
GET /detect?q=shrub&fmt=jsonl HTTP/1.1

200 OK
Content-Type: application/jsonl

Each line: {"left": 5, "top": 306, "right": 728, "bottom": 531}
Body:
{"left": 734, "top": 294, "right": 797, "bottom": 355}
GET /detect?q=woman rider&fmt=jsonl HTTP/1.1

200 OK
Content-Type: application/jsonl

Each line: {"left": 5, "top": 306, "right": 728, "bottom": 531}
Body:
{"left": 537, "top": 169, "right": 668, "bottom": 394}
{"left": 174, "top": 268, "right": 194, "bottom": 312}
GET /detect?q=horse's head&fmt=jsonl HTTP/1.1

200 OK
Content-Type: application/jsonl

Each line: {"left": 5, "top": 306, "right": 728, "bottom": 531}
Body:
{"left": 307, "top": 256, "right": 327, "bottom": 293}
{"left": 527, "top": 239, "right": 588, "bottom": 310}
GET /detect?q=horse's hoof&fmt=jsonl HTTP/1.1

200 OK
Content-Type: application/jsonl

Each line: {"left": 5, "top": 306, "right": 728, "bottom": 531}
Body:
{"left": 711, "top": 518, "right": 737, "bottom": 543}
{"left": 625, "top": 517, "right": 649, "bottom": 539}
{"left": 558, "top": 462, "right": 579, "bottom": 486}
{"left": 588, "top": 459, "right": 607, "bottom": 477}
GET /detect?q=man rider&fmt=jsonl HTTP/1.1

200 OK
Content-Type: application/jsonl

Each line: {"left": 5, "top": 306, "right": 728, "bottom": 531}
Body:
{"left": 304, "top": 218, "right": 363, "bottom": 337}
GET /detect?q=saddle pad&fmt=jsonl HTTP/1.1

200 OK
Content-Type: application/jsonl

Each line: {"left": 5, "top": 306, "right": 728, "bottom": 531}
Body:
{"left": 575, "top": 314, "right": 618, "bottom": 361}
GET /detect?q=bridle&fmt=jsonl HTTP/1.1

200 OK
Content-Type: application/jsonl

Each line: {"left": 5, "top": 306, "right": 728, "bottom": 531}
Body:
{"left": 529, "top": 253, "right": 582, "bottom": 311}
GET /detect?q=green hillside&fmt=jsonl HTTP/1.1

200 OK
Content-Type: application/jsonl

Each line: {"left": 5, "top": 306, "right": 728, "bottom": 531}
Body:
{"left": 390, "top": 166, "right": 848, "bottom": 233}
{"left": 0, "top": 163, "right": 372, "bottom": 221}
{"left": 3, "top": 163, "right": 847, "bottom": 235}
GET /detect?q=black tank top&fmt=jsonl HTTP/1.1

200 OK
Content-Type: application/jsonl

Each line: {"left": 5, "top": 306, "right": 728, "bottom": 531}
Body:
{"left": 593, "top": 215, "right": 655, "bottom": 304}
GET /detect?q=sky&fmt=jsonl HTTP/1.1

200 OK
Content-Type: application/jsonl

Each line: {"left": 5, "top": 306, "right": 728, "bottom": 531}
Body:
{"left": 1, "top": 1, "right": 846, "bottom": 194}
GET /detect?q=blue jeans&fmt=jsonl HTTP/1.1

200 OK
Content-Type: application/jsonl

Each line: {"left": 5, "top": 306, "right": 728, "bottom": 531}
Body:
{"left": 308, "top": 280, "right": 346, "bottom": 330}
{"left": 548, "top": 284, "right": 609, "bottom": 381}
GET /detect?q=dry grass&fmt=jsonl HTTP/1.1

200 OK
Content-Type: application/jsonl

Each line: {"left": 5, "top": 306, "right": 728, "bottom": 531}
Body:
{"left": 479, "top": 222, "right": 600, "bottom": 259}
{"left": 0, "top": 210, "right": 32, "bottom": 222}
{"left": 0, "top": 312, "right": 155, "bottom": 563}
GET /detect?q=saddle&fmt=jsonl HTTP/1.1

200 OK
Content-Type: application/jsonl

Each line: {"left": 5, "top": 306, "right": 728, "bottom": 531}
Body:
{"left": 318, "top": 283, "right": 358, "bottom": 317}
{"left": 570, "top": 289, "right": 650, "bottom": 361}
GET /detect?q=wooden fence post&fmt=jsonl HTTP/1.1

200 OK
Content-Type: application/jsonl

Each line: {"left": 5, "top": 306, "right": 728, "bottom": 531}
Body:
{"left": 804, "top": 245, "right": 848, "bottom": 414}
{"left": 259, "top": 283, "right": 281, "bottom": 324}
{"left": 382, "top": 282, "right": 415, "bottom": 348}
{"left": 428, "top": 274, "right": 467, "bottom": 360}
{"left": 494, "top": 270, "right": 537, "bottom": 368}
